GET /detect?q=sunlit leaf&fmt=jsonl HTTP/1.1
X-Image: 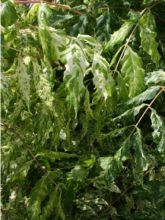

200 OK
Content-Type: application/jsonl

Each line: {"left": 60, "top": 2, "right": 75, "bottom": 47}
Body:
{"left": 126, "top": 86, "right": 161, "bottom": 106}
{"left": 67, "top": 165, "right": 88, "bottom": 182}
{"left": 63, "top": 43, "right": 89, "bottom": 116}
{"left": 145, "top": 70, "right": 165, "bottom": 86}
{"left": 39, "top": 25, "right": 66, "bottom": 62}
{"left": 104, "top": 21, "right": 134, "bottom": 52}
{"left": 38, "top": 3, "right": 52, "bottom": 25}
{"left": 26, "top": 3, "right": 39, "bottom": 24}
{"left": 121, "top": 46, "right": 145, "bottom": 97}
{"left": 92, "top": 53, "right": 115, "bottom": 101}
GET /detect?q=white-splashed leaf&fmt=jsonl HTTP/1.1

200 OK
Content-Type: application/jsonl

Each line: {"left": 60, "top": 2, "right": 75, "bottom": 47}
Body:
{"left": 121, "top": 46, "right": 145, "bottom": 97}
{"left": 59, "top": 129, "right": 66, "bottom": 140}
{"left": 16, "top": 58, "right": 30, "bottom": 109}
{"left": 139, "top": 11, "right": 161, "bottom": 66}
{"left": 151, "top": 109, "right": 165, "bottom": 154}
{"left": 64, "top": 43, "right": 89, "bottom": 116}
{"left": 145, "top": 70, "right": 165, "bottom": 86}
{"left": 38, "top": 3, "right": 52, "bottom": 26}
{"left": 39, "top": 25, "right": 66, "bottom": 62}
{"left": 104, "top": 21, "right": 134, "bottom": 51}
{"left": 126, "top": 86, "right": 161, "bottom": 106}
{"left": 92, "top": 53, "right": 115, "bottom": 101}
{"left": 26, "top": 3, "right": 39, "bottom": 24}
{"left": 133, "top": 128, "right": 149, "bottom": 183}
{"left": 36, "top": 75, "right": 54, "bottom": 108}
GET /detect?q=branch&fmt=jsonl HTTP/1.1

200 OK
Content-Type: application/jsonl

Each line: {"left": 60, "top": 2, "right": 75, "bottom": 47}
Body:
{"left": 14, "top": 1, "right": 83, "bottom": 15}
{"left": 135, "top": 87, "right": 164, "bottom": 127}
{"left": 113, "top": 1, "right": 163, "bottom": 73}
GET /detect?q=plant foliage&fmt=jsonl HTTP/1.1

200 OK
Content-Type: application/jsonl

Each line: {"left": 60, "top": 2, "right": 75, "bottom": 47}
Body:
{"left": 1, "top": 0, "right": 165, "bottom": 219}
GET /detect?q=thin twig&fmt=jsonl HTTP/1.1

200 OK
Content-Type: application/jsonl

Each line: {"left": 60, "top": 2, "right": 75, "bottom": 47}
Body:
{"left": 135, "top": 88, "right": 163, "bottom": 127}
{"left": 113, "top": 23, "right": 138, "bottom": 73}
{"left": 113, "top": 0, "right": 163, "bottom": 73}
{"left": 111, "top": 87, "right": 165, "bottom": 206}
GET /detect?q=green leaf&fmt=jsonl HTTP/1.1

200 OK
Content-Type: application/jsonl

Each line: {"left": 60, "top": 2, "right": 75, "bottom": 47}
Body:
{"left": 77, "top": 34, "right": 100, "bottom": 48}
{"left": 95, "top": 10, "right": 111, "bottom": 42}
{"left": 151, "top": 109, "right": 165, "bottom": 154}
{"left": 126, "top": 86, "right": 161, "bottom": 106}
{"left": 99, "top": 156, "right": 113, "bottom": 171}
{"left": 70, "top": 14, "right": 88, "bottom": 35}
{"left": 143, "top": 0, "right": 157, "bottom": 5}
{"left": 117, "top": 74, "right": 128, "bottom": 101}
{"left": 0, "top": 1, "right": 17, "bottom": 27}
{"left": 10, "top": 160, "right": 33, "bottom": 183}
{"left": 97, "top": 138, "right": 131, "bottom": 185}
{"left": 34, "top": 60, "right": 57, "bottom": 108}
{"left": 84, "top": 90, "right": 93, "bottom": 117}
{"left": 67, "top": 164, "right": 88, "bottom": 183}
{"left": 132, "top": 128, "right": 149, "bottom": 183}
{"left": 41, "top": 184, "right": 65, "bottom": 220}
{"left": 139, "top": 11, "right": 161, "bottom": 66}
{"left": 39, "top": 26, "right": 66, "bottom": 62}
{"left": 16, "top": 58, "right": 30, "bottom": 109}
{"left": 113, "top": 104, "right": 146, "bottom": 124}
{"left": 145, "top": 70, "right": 165, "bottom": 86}
{"left": 104, "top": 21, "right": 134, "bottom": 52}
{"left": 67, "top": 156, "right": 95, "bottom": 182}
{"left": 121, "top": 46, "right": 145, "bottom": 97}
{"left": 109, "top": 45, "right": 124, "bottom": 68}
{"left": 26, "top": 3, "right": 39, "bottom": 24}
{"left": 36, "top": 150, "right": 78, "bottom": 161}
{"left": 38, "top": 3, "right": 52, "bottom": 25}
{"left": 29, "top": 171, "right": 61, "bottom": 220}
{"left": 64, "top": 43, "right": 89, "bottom": 116}
{"left": 92, "top": 53, "right": 115, "bottom": 101}
{"left": 109, "top": 182, "right": 121, "bottom": 193}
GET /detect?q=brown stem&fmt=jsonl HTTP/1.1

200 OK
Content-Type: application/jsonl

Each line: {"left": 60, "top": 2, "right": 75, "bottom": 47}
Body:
{"left": 111, "top": 87, "right": 164, "bottom": 206}
{"left": 113, "top": 23, "right": 138, "bottom": 73}
{"left": 135, "top": 88, "right": 163, "bottom": 127}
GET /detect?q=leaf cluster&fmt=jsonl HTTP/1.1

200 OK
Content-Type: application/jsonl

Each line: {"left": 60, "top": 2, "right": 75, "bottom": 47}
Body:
{"left": 1, "top": 0, "right": 165, "bottom": 219}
